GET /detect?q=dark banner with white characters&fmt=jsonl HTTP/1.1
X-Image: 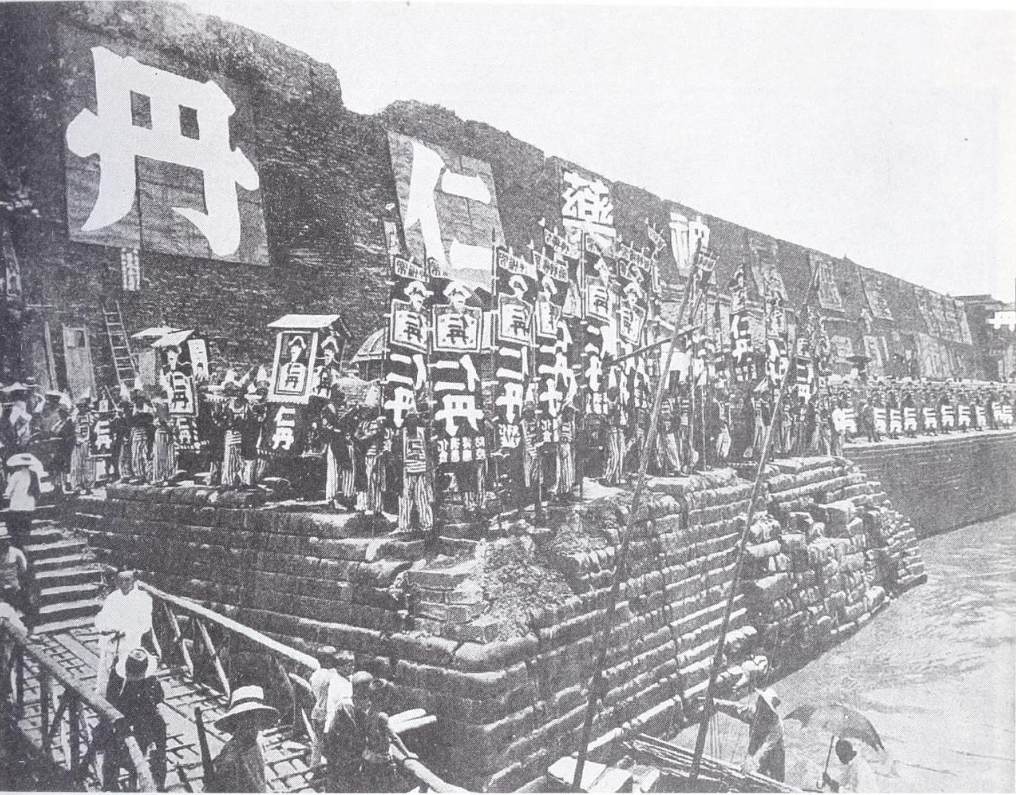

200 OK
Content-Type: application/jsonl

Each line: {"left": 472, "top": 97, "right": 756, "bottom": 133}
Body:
{"left": 383, "top": 255, "right": 431, "bottom": 430}
{"left": 493, "top": 247, "right": 536, "bottom": 451}
{"left": 430, "top": 275, "right": 487, "bottom": 463}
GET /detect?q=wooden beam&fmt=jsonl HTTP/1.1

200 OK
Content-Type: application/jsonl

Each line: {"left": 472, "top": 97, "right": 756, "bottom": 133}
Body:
{"left": 195, "top": 619, "right": 231, "bottom": 699}
{"left": 42, "top": 691, "right": 71, "bottom": 751}
{"left": 138, "top": 583, "right": 317, "bottom": 671}
{"left": 162, "top": 604, "right": 194, "bottom": 678}
{"left": 39, "top": 673, "right": 50, "bottom": 742}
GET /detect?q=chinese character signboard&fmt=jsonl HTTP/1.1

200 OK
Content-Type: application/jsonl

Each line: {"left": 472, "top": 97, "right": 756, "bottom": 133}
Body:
{"left": 270, "top": 330, "right": 317, "bottom": 403}
{"left": 810, "top": 252, "right": 845, "bottom": 312}
{"left": 88, "top": 407, "right": 114, "bottom": 460}
{"left": 560, "top": 166, "right": 616, "bottom": 253}
{"left": 163, "top": 369, "right": 197, "bottom": 416}
{"left": 429, "top": 277, "right": 487, "bottom": 463}
{"left": 493, "top": 247, "right": 535, "bottom": 449}
{"left": 388, "top": 132, "right": 505, "bottom": 293}
{"left": 382, "top": 256, "right": 432, "bottom": 429}
{"left": 60, "top": 26, "right": 268, "bottom": 264}
{"left": 266, "top": 315, "right": 347, "bottom": 406}
{"left": 859, "top": 269, "right": 894, "bottom": 321}
{"left": 534, "top": 239, "right": 573, "bottom": 425}
{"left": 171, "top": 415, "right": 202, "bottom": 453}
{"left": 261, "top": 403, "right": 312, "bottom": 457}
{"left": 581, "top": 242, "right": 617, "bottom": 413}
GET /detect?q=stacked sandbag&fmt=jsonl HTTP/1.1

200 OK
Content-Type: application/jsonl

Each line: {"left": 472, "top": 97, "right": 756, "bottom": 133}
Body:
{"left": 82, "top": 485, "right": 414, "bottom": 641}
{"left": 71, "top": 460, "right": 929, "bottom": 793}
{"left": 741, "top": 458, "right": 927, "bottom": 667}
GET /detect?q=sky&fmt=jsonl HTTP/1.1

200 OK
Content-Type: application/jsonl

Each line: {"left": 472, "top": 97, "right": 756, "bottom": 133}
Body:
{"left": 186, "top": 0, "right": 1016, "bottom": 303}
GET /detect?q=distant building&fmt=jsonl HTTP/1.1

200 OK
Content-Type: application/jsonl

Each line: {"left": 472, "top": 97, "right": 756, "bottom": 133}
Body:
{"left": 957, "top": 294, "right": 1016, "bottom": 382}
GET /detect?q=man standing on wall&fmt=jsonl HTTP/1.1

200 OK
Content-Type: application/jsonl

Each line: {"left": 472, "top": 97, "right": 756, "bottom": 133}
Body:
{"left": 398, "top": 408, "right": 434, "bottom": 540}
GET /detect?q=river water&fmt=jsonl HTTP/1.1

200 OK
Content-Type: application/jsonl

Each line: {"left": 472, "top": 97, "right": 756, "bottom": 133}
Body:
{"left": 673, "top": 513, "right": 1016, "bottom": 792}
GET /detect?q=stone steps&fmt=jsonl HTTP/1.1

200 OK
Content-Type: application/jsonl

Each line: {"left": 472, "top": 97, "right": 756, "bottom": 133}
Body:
{"left": 18, "top": 518, "right": 106, "bottom": 633}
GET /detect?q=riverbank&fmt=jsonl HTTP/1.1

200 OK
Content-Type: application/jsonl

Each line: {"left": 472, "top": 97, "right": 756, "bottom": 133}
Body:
{"left": 672, "top": 512, "right": 1016, "bottom": 792}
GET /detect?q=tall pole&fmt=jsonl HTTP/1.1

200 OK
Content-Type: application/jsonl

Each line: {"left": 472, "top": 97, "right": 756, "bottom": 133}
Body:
{"left": 687, "top": 264, "right": 821, "bottom": 784}
{"left": 572, "top": 247, "right": 712, "bottom": 789}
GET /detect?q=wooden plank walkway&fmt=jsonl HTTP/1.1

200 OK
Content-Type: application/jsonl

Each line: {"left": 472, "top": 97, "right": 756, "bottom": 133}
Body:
{"left": 14, "top": 627, "right": 316, "bottom": 792}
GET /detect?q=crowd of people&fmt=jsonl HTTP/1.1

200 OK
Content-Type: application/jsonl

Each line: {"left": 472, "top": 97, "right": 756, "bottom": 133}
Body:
{"left": 2, "top": 370, "right": 1016, "bottom": 540}
{"left": 82, "top": 568, "right": 415, "bottom": 792}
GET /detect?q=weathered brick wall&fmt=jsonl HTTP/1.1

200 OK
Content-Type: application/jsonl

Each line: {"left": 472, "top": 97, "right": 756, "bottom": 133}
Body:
{"left": 846, "top": 431, "right": 1016, "bottom": 537}
{"left": 1, "top": 1, "right": 989, "bottom": 388}
{"left": 1, "top": 2, "right": 396, "bottom": 383}
{"left": 70, "top": 459, "right": 922, "bottom": 791}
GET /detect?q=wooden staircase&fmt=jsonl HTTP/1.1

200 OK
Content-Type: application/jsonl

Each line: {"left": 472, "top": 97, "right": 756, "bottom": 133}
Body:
{"left": 102, "top": 299, "right": 138, "bottom": 388}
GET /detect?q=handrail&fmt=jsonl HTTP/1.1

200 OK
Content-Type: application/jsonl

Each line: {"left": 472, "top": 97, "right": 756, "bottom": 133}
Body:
{"left": 0, "top": 617, "right": 156, "bottom": 791}
{"left": 138, "top": 581, "right": 318, "bottom": 671}
{"left": 137, "top": 582, "right": 460, "bottom": 792}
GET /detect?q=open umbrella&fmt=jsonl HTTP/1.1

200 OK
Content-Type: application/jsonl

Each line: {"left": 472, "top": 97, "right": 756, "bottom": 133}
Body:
{"left": 785, "top": 703, "right": 883, "bottom": 751}
{"left": 786, "top": 703, "right": 883, "bottom": 784}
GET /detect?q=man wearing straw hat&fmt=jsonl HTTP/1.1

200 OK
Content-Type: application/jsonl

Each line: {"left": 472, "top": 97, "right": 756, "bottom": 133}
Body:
{"left": 207, "top": 684, "right": 279, "bottom": 792}
{"left": 3, "top": 451, "right": 41, "bottom": 550}
{"left": 2, "top": 383, "right": 34, "bottom": 454}
{"left": 101, "top": 648, "right": 166, "bottom": 791}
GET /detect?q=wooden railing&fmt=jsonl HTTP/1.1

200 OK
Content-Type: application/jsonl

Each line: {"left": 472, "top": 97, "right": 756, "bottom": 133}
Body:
{"left": 138, "top": 581, "right": 460, "bottom": 792}
{"left": 0, "top": 617, "right": 156, "bottom": 791}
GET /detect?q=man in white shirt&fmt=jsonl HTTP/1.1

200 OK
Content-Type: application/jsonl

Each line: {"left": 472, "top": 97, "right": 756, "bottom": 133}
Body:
{"left": 831, "top": 402, "right": 847, "bottom": 457}
{"left": 93, "top": 569, "right": 154, "bottom": 697}
{"left": 823, "top": 739, "right": 877, "bottom": 793}
{"left": 308, "top": 647, "right": 354, "bottom": 767}
{"left": 0, "top": 529, "right": 30, "bottom": 624}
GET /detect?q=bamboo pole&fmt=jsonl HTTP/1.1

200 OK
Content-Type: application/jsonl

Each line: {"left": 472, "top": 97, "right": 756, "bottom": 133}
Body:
{"left": 687, "top": 264, "right": 821, "bottom": 784}
{"left": 572, "top": 247, "right": 712, "bottom": 789}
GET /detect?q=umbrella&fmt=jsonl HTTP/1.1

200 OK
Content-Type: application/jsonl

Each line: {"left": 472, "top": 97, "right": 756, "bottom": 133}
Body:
{"left": 786, "top": 703, "right": 884, "bottom": 783}
{"left": 785, "top": 703, "right": 883, "bottom": 752}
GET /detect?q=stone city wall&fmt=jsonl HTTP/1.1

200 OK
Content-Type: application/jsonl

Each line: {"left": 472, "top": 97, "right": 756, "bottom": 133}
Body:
{"left": 846, "top": 430, "right": 1016, "bottom": 537}
{"left": 70, "top": 456, "right": 924, "bottom": 791}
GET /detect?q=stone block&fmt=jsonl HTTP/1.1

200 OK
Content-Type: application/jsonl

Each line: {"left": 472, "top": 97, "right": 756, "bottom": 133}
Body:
{"left": 745, "top": 573, "right": 791, "bottom": 605}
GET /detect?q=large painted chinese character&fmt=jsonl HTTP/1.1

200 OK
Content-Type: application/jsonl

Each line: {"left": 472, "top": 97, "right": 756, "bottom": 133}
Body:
{"left": 66, "top": 46, "right": 259, "bottom": 257}
{"left": 389, "top": 133, "right": 505, "bottom": 292}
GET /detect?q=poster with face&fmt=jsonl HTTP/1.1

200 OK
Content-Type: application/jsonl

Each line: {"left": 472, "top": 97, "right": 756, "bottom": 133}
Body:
{"left": 389, "top": 299, "right": 430, "bottom": 353}
{"left": 187, "top": 338, "right": 209, "bottom": 382}
{"left": 269, "top": 330, "right": 318, "bottom": 404}
{"left": 312, "top": 334, "right": 344, "bottom": 399}
{"left": 497, "top": 295, "right": 533, "bottom": 346}
{"left": 431, "top": 280, "right": 481, "bottom": 354}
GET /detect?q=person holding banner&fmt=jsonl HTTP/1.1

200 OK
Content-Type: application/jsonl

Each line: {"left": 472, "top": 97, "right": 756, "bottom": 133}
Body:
{"left": 398, "top": 408, "right": 435, "bottom": 538}
{"left": 354, "top": 405, "right": 387, "bottom": 520}
{"left": 659, "top": 394, "right": 682, "bottom": 475}
{"left": 150, "top": 395, "right": 177, "bottom": 486}
{"left": 124, "top": 390, "right": 154, "bottom": 484}
{"left": 321, "top": 385, "right": 356, "bottom": 510}
{"left": 521, "top": 401, "right": 543, "bottom": 509}
{"left": 50, "top": 400, "right": 77, "bottom": 496}
{"left": 602, "top": 388, "right": 624, "bottom": 486}
{"left": 556, "top": 403, "right": 577, "bottom": 501}
{"left": 69, "top": 395, "right": 95, "bottom": 494}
